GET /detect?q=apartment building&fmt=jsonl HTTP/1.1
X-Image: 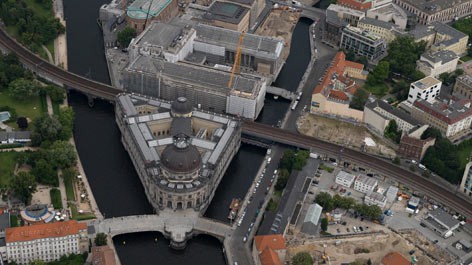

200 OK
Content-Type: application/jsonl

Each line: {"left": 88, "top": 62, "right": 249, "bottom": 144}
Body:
{"left": 354, "top": 175, "right": 378, "bottom": 193}
{"left": 335, "top": 171, "right": 356, "bottom": 188}
{"left": 454, "top": 74, "right": 472, "bottom": 101}
{"left": 417, "top": 50, "right": 459, "bottom": 78}
{"left": 365, "top": 192, "right": 387, "bottom": 208}
{"left": 323, "top": 4, "right": 365, "bottom": 47}
{"left": 340, "top": 25, "right": 386, "bottom": 62}
{"left": 357, "top": 17, "right": 401, "bottom": 44}
{"left": 6, "top": 220, "right": 87, "bottom": 264}
{"left": 407, "top": 76, "right": 442, "bottom": 104}
{"left": 398, "top": 125, "right": 436, "bottom": 161}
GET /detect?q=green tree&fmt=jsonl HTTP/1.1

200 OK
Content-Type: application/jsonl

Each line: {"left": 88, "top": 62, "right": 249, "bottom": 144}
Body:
{"left": 43, "top": 85, "right": 65, "bottom": 103}
{"left": 280, "top": 149, "right": 296, "bottom": 172}
{"left": 453, "top": 17, "right": 472, "bottom": 39}
{"left": 8, "top": 78, "right": 40, "bottom": 100}
{"left": 367, "top": 61, "right": 390, "bottom": 86}
{"left": 31, "top": 114, "right": 62, "bottom": 145}
{"left": 31, "top": 159, "right": 58, "bottom": 186}
{"left": 355, "top": 56, "right": 368, "bottom": 68}
{"left": 315, "top": 192, "right": 335, "bottom": 212}
{"left": 292, "top": 252, "right": 313, "bottom": 265}
{"left": 349, "top": 88, "right": 369, "bottom": 110}
{"left": 366, "top": 205, "right": 382, "bottom": 220}
{"left": 47, "top": 141, "right": 77, "bottom": 169}
{"left": 346, "top": 49, "right": 355, "bottom": 61}
{"left": 321, "top": 218, "right": 328, "bottom": 232}
{"left": 10, "top": 172, "right": 37, "bottom": 204}
{"left": 384, "top": 120, "right": 401, "bottom": 143}
{"left": 275, "top": 169, "right": 290, "bottom": 191}
{"left": 95, "top": 233, "right": 107, "bottom": 246}
{"left": 385, "top": 36, "right": 426, "bottom": 79}
{"left": 57, "top": 106, "right": 75, "bottom": 140}
{"left": 393, "top": 156, "right": 400, "bottom": 165}
{"left": 293, "top": 150, "right": 309, "bottom": 170}
{"left": 62, "top": 167, "right": 77, "bottom": 183}
{"left": 117, "top": 27, "right": 136, "bottom": 48}
{"left": 393, "top": 79, "right": 408, "bottom": 93}
{"left": 367, "top": 258, "right": 372, "bottom": 265}
{"left": 410, "top": 70, "right": 425, "bottom": 82}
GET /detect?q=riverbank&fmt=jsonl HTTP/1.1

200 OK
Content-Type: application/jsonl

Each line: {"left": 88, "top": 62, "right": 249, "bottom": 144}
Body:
{"left": 53, "top": 0, "right": 68, "bottom": 69}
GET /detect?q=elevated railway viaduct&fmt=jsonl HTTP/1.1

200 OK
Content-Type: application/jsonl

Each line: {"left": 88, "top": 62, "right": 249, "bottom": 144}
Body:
{"left": 1, "top": 27, "right": 471, "bottom": 220}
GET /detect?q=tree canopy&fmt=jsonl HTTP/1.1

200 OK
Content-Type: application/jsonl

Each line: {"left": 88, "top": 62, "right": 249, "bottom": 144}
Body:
{"left": 384, "top": 120, "right": 401, "bottom": 143}
{"left": 10, "top": 171, "right": 37, "bottom": 204}
{"left": 32, "top": 114, "right": 63, "bottom": 145}
{"left": 321, "top": 218, "right": 328, "bottom": 232}
{"left": 385, "top": 36, "right": 427, "bottom": 80}
{"left": 47, "top": 140, "right": 77, "bottom": 169}
{"left": 453, "top": 17, "right": 472, "bottom": 40}
{"left": 349, "top": 88, "right": 369, "bottom": 110}
{"left": 95, "top": 233, "right": 107, "bottom": 246}
{"left": 292, "top": 252, "right": 313, "bottom": 265}
{"left": 117, "top": 27, "right": 137, "bottom": 48}
{"left": 31, "top": 159, "right": 58, "bottom": 186}
{"left": 43, "top": 85, "right": 65, "bottom": 103}
{"left": 8, "top": 78, "right": 40, "bottom": 100}
{"left": 366, "top": 61, "right": 390, "bottom": 86}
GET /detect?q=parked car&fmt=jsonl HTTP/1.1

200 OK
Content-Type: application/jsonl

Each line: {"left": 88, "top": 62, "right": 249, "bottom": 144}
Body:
{"left": 359, "top": 226, "right": 363, "bottom": 231}
{"left": 336, "top": 228, "right": 341, "bottom": 233}
{"left": 243, "top": 237, "right": 247, "bottom": 242}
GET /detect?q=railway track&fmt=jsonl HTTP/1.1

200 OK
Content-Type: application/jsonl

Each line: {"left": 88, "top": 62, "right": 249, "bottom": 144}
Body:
{"left": 1, "top": 26, "right": 471, "bottom": 219}
{"left": 243, "top": 121, "right": 472, "bottom": 219}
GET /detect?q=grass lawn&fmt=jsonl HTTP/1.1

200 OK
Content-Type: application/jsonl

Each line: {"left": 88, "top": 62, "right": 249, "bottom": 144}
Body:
{"left": 0, "top": 91, "right": 44, "bottom": 130}
{"left": 461, "top": 55, "right": 472, "bottom": 62}
{"left": 64, "top": 177, "right": 75, "bottom": 201}
{"left": 70, "top": 204, "right": 96, "bottom": 221}
{"left": 458, "top": 145, "right": 472, "bottom": 169}
{"left": 364, "top": 84, "right": 389, "bottom": 98}
{"left": 46, "top": 40, "right": 55, "bottom": 63}
{"left": 10, "top": 215, "right": 19, "bottom": 227}
{"left": 50, "top": 188, "right": 63, "bottom": 210}
{"left": 319, "top": 164, "right": 334, "bottom": 173}
{"left": 52, "top": 101, "right": 60, "bottom": 115}
{"left": 0, "top": 151, "right": 17, "bottom": 187}
{"left": 23, "top": 0, "right": 53, "bottom": 18}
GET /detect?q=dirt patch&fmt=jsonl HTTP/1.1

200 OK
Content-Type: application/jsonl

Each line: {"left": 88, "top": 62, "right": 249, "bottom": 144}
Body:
{"left": 298, "top": 113, "right": 397, "bottom": 159}
{"left": 31, "top": 185, "right": 52, "bottom": 206}
{"left": 286, "top": 231, "right": 446, "bottom": 265}
{"left": 255, "top": 9, "right": 300, "bottom": 60}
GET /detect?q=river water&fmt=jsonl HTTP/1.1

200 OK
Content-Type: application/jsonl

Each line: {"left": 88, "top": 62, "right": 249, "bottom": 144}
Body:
{"left": 63, "top": 0, "right": 311, "bottom": 263}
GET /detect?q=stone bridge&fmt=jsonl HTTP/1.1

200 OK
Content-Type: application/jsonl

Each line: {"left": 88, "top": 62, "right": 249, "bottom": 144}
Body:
{"left": 267, "top": 86, "right": 296, "bottom": 101}
{"left": 87, "top": 213, "right": 233, "bottom": 249}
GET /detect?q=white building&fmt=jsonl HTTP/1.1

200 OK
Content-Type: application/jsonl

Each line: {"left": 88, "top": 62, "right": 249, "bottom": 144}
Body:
{"left": 354, "top": 175, "right": 378, "bottom": 193}
{"left": 417, "top": 50, "right": 459, "bottom": 78}
{"left": 6, "top": 220, "right": 87, "bottom": 264}
{"left": 335, "top": 171, "right": 356, "bottom": 188}
{"left": 407, "top": 76, "right": 442, "bottom": 104}
{"left": 385, "top": 185, "right": 399, "bottom": 203}
{"left": 422, "top": 210, "right": 460, "bottom": 238}
{"left": 460, "top": 161, "right": 472, "bottom": 199}
{"left": 364, "top": 192, "right": 387, "bottom": 209}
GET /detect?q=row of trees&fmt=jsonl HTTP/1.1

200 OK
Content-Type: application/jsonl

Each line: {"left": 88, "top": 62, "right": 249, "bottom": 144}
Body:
{"left": 439, "top": 69, "right": 464, "bottom": 85}
{"left": 0, "top": 0, "right": 65, "bottom": 52}
{"left": 274, "top": 150, "right": 310, "bottom": 191}
{"left": 9, "top": 253, "right": 87, "bottom": 265}
{"left": 315, "top": 192, "right": 383, "bottom": 220}
{"left": 384, "top": 120, "right": 402, "bottom": 143}
{"left": 0, "top": 53, "right": 33, "bottom": 90}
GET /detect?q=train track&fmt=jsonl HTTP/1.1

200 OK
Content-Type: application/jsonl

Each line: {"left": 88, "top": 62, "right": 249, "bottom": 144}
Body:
{"left": 243, "top": 121, "right": 472, "bottom": 219}
{"left": 0, "top": 28, "right": 121, "bottom": 99}
{"left": 1, "top": 26, "right": 471, "bottom": 219}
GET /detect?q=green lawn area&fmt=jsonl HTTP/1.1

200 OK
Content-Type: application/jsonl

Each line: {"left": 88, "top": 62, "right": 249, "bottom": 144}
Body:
{"left": 319, "top": 164, "right": 334, "bottom": 173}
{"left": 52, "top": 101, "right": 60, "bottom": 115}
{"left": 10, "top": 215, "right": 19, "bottom": 227}
{"left": 64, "top": 177, "right": 75, "bottom": 201}
{"left": 458, "top": 145, "right": 472, "bottom": 169}
{"left": 0, "top": 151, "right": 17, "bottom": 187}
{"left": 70, "top": 204, "right": 96, "bottom": 221}
{"left": 23, "top": 0, "right": 53, "bottom": 18}
{"left": 50, "top": 188, "right": 63, "bottom": 210}
{"left": 0, "top": 91, "right": 44, "bottom": 129}
{"left": 46, "top": 40, "right": 55, "bottom": 63}
{"left": 5, "top": 26, "right": 19, "bottom": 39}
{"left": 364, "top": 84, "right": 389, "bottom": 98}
{"left": 461, "top": 55, "right": 472, "bottom": 62}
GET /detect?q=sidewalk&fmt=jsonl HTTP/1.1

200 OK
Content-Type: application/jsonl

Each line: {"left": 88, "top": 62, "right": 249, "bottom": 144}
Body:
{"left": 53, "top": 0, "right": 68, "bottom": 69}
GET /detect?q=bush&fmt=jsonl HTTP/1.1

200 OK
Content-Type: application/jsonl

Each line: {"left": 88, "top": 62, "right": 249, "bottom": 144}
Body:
{"left": 16, "top": 117, "right": 28, "bottom": 129}
{"left": 50, "top": 188, "right": 63, "bottom": 209}
{"left": 292, "top": 252, "right": 313, "bottom": 265}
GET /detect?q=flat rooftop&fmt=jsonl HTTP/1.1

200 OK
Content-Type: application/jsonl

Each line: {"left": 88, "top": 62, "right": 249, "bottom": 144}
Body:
{"left": 204, "top": 1, "right": 249, "bottom": 24}
{"left": 127, "top": 0, "right": 172, "bottom": 19}
{"left": 398, "top": 0, "right": 469, "bottom": 13}
{"left": 134, "top": 22, "right": 183, "bottom": 48}
{"left": 327, "top": 4, "right": 365, "bottom": 16}
{"left": 413, "top": 76, "right": 441, "bottom": 89}
{"left": 420, "top": 49, "right": 458, "bottom": 65}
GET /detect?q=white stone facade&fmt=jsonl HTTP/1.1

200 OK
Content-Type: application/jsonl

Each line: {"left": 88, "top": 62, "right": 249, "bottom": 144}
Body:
{"left": 364, "top": 192, "right": 387, "bottom": 209}
{"left": 354, "top": 175, "right": 378, "bottom": 193}
{"left": 407, "top": 76, "right": 442, "bottom": 104}
{"left": 335, "top": 171, "right": 356, "bottom": 188}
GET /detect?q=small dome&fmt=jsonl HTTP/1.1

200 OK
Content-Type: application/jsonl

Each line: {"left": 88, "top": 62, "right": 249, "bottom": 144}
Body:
{"left": 161, "top": 138, "right": 201, "bottom": 173}
{"left": 171, "top": 97, "right": 193, "bottom": 116}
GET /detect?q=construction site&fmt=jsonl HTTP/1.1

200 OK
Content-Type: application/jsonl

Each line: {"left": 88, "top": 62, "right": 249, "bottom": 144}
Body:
{"left": 255, "top": 7, "right": 301, "bottom": 60}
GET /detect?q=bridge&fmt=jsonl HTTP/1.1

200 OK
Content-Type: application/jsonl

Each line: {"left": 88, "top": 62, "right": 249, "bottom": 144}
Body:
{"left": 266, "top": 86, "right": 296, "bottom": 101}
{"left": 88, "top": 213, "right": 232, "bottom": 249}
{"left": 1, "top": 25, "right": 472, "bottom": 220}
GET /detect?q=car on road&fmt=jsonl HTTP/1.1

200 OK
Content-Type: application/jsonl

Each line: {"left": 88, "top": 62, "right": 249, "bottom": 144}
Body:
{"left": 255, "top": 183, "right": 260, "bottom": 188}
{"left": 265, "top": 187, "right": 270, "bottom": 194}
{"left": 268, "top": 182, "right": 272, "bottom": 187}
{"left": 248, "top": 227, "right": 252, "bottom": 233}
{"left": 332, "top": 162, "right": 338, "bottom": 167}
{"left": 248, "top": 196, "right": 254, "bottom": 203}
{"left": 250, "top": 222, "right": 254, "bottom": 228}
{"left": 346, "top": 228, "right": 350, "bottom": 232}
{"left": 253, "top": 189, "right": 257, "bottom": 194}
{"left": 308, "top": 191, "right": 314, "bottom": 194}
{"left": 359, "top": 226, "right": 363, "bottom": 231}
{"left": 263, "top": 168, "right": 266, "bottom": 174}
{"left": 336, "top": 228, "right": 340, "bottom": 233}
{"left": 242, "top": 237, "right": 247, "bottom": 242}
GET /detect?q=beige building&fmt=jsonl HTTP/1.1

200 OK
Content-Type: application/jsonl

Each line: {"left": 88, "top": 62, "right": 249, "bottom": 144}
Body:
{"left": 393, "top": 0, "right": 472, "bottom": 25}
{"left": 454, "top": 74, "right": 472, "bottom": 101}
{"left": 417, "top": 50, "right": 459, "bottom": 78}
{"left": 202, "top": 1, "right": 250, "bottom": 32}
{"left": 220, "top": 0, "right": 265, "bottom": 29}
{"left": 460, "top": 161, "right": 472, "bottom": 199}
{"left": 366, "top": 2, "right": 407, "bottom": 30}
{"left": 408, "top": 21, "right": 469, "bottom": 57}
{"left": 358, "top": 17, "right": 401, "bottom": 44}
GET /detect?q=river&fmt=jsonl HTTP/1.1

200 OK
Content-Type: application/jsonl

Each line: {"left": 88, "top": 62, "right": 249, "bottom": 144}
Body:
{"left": 63, "top": 0, "right": 312, "bottom": 263}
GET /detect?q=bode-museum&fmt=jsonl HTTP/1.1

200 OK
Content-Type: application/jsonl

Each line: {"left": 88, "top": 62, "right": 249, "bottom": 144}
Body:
{"left": 115, "top": 93, "right": 241, "bottom": 213}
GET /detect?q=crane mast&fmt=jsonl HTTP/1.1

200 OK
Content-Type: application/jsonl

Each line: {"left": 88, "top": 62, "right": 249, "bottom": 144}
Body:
{"left": 228, "top": 31, "right": 245, "bottom": 89}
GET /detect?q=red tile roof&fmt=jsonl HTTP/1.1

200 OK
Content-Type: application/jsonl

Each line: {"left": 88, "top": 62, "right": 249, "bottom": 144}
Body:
{"left": 259, "top": 247, "right": 281, "bottom": 265}
{"left": 337, "top": 0, "right": 373, "bottom": 10}
{"left": 92, "top": 246, "right": 117, "bottom": 265}
{"left": 6, "top": 220, "right": 87, "bottom": 243}
{"left": 255, "top": 234, "right": 286, "bottom": 251}
{"left": 381, "top": 252, "right": 410, "bottom": 265}
{"left": 344, "top": 60, "right": 364, "bottom": 70}
{"left": 328, "top": 90, "right": 349, "bottom": 102}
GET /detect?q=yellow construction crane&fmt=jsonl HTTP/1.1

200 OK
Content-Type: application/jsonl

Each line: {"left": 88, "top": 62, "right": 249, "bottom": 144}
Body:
{"left": 228, "top": 31, "right": 245, "bottom": 89}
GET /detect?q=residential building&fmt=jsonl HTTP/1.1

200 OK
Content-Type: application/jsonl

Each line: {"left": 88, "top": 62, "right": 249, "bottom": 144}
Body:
{"left": 311, "top": 51, "right": 366, "bottom": 121}
{"left": 340, "top": 25, "right": 387, "bottom": 62}
{"left": 115, "top": 94, "right": 241, "bottom": 212}
{"left": 407, "top": 76, "right": 442, "bottom": 104}
{"left": 301, "top": 204, "right": 323, "bottom": 235}
{"left": 0, "top": 131, "right": 31, "bottom": 145}
{"left": 398, "top": 125, "right": 436, "bottom": 161}
{"left": 365, "top": 192, "right": 387, "bottom": 208}
{"left": 363, "top": 97, "right": 421, "bottom": 134}
{"left": 357, "top": 17, "right": 401, "bottom": 44}
{"left": 454, "top": 74, "right": 472, "bottom": 101}
{"left": 408, "top": 21, "right": 469, "bottom": 56}
{"left": 126, "top": 0, "right": 178, "bottom": 34}
{"left": 366, "top": 2, "right": 407, "bottom": 30}
{"left": 385, "top": 185, "right": 398, "bottom": 203}
{"left": 411, "top": 93, "right": 472, "bottom": 140}
{"left": 421, "top": 209, "right": 460, "bottom": 238}
{"left": 5, "top": 220, "right": 87, "bottom": 264}
{"left": 393, "top": 0, "right": 472, "bottom": 25}
{"left": 354, "top": 175, "right": 378, "bottom": 193}
{"left": 335, "top": 171, "right": 356, "bottom": 187}
{"left": 323, "top": 4, "right": 365, "bottom": 47}
{"left": 408, "top": 196, "right": 420, "bottom": 209}
{"left": 382, "top": 252, "right": 410, "bottom": 265}
{"left": 417, "top": 50, "right": 459, "bottom": 78}
{"left": 92, "top": 246, "right": 117, "bottom": 265}
{"left": 200, "top": 1, "right": 250, "bottom": 32}
{"left": 254, "top": 235, "right": 286, "bottom": 265}
{"left": 460, "top": 161, "right": 472, "bottom": 198}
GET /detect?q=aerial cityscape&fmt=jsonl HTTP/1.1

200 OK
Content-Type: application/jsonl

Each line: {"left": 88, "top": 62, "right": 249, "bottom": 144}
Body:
{"left": 1, "top": 0, "right": 472, "bottom": 264}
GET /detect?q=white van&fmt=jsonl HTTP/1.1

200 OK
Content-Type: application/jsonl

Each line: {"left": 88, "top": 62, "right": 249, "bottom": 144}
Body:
{"left": 267, "top": 157, "right": 272, "bottom": 164}
{"left": 418, "top": 164, "right": 426, "bottom": 170}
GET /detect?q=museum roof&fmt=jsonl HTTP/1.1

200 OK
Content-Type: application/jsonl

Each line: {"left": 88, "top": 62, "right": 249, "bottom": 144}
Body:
{"left": 204, "top": 1, "right": 249, "bottom": 25}
{"left": 397, "top": 0, "right": 470, "bottom": 14}
{"left": 420, "top": 49, "right": 459, "bottom": 65}
{"left": 127, "top": 0, "right": 172, "bottom": 19}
